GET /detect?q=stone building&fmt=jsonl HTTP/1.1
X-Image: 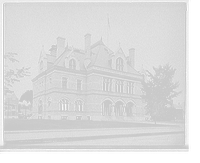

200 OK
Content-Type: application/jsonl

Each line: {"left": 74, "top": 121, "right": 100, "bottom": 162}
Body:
{"left": 32, "top": 34, "right": 145, "bottom": 121}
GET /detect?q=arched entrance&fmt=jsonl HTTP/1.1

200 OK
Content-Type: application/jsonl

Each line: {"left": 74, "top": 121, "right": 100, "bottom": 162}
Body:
{"left": 102, "top": 100, "right": 113, "bottom": 116}
{"left": 125, "top": 102, "right": 134, "bottom": 117}
{"left": 75, "top": 100, "right": 83, "bottom": 112}
{"left": 114, "top": 101, "right": 124, "bottom": 116}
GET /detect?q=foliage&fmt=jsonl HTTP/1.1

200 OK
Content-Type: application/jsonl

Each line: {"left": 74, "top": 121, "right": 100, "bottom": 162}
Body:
{"left": 4, "top": 52, "right": 30, "bottom": 95}
{"left": 20, "top": 90, "right": 33, "bottom": 106}
{"left": 141, "top": 64, "right": 181, "bottom": 121}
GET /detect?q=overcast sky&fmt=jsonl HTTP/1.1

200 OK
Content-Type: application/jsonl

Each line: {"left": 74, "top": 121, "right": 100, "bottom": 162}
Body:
{"left": 4, "top": 2, "right": 186, "bottom": 104}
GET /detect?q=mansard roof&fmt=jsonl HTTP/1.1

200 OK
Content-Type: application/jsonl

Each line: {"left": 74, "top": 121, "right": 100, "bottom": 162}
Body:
{"left": 91, "top": 38, "right": 104, "bottom": 49}
{"left": 46, "top": 54, "right": 56, "bottom": 63}
{"left": 38, "top": 35, "right": 141, "bottom": 76}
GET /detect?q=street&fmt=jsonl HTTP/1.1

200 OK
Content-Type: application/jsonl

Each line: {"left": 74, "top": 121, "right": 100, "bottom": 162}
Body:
{"left": 3, "top": 124, "right": 186, "bottom": 149}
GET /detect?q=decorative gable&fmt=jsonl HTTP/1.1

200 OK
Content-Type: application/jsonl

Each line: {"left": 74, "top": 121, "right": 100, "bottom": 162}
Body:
{"left": 64, "top": 55, "right": 80, "bottom": 70}
{"left": 117, "top": 48, "right": 123, "bottom": 54}
{"left": 111, "top": 47, "right": 128, "bottom": 72}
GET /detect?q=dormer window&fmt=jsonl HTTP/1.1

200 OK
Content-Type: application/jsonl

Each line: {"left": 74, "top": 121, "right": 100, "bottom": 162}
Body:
{"left": 69, "top": 59, "right": 76, "bottom": 70}
{"left": 116, "top": 57, "right": 123, "bottom": 71}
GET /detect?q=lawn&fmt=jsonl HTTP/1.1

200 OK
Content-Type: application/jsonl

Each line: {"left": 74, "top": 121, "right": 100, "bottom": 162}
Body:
{"left": 4, "top": 119, "right": 170, "bottom": 131}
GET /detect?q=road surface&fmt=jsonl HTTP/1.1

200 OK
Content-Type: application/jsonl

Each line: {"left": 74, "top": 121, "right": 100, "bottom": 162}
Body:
{"left": 2, "top": 125, "right": 186, "bottom": 149}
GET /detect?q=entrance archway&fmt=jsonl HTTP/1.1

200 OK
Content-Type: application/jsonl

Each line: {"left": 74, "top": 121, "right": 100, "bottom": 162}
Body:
{"left": 125, "top": 102, "right": 134, "bottom": 117}
{"left": 102, "top": 100, "right": 113, "bottom": 116}
{"left": 114, "top": 101, "right": 124, "bottom": 116}
{"left": 75, "top": 100, "right": 83, "bottom": 112}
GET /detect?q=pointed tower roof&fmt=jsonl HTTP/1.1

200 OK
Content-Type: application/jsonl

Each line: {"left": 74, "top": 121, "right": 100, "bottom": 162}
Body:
{"left": 38, "top": 45, "right": 47, "bottom": 63}
{"left": 115, "top": 41, "right": 125, "bottom": 54}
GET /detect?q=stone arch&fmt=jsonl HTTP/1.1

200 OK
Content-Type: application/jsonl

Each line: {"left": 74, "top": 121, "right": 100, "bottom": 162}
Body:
{"left": 59, "top": 97, "right": 71, "bottom": 104}
{"left": 115, "top": 98, "right": 126, "bottom": 104}
{"left": 114, "top": 100, "right": 125, "bottom": 116}
{"left": 101, "top": 98, "right": 114, "bottom": 116}
{"left": 125, "top": 100, "right": 137, "bottom": 117}
{"left": 101, "top": 97, "right": 114, "bottom": 105}
{"left": 126, "top": 100, "right": 136, "bottom": 106}
{"left": 74, "top": 99, "right": 84, "bottom": 112}
{"left": 59, "top": 98, "right": 70, "bottom": 112}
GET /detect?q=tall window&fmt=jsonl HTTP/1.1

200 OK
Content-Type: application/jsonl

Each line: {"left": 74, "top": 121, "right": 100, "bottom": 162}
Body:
{"left": 103, "top": 77, "right": 112, "bottom": 92}
{"left": 69, "top": 59, "right": 76, "bottom": 70}
{"left": 127, "top": 82, "right": 134, "bottom": 94}
{"left": 77, "top": 79, "right": 82, "bottom": 91}
{"left": 62, "top": 77, "right": 67, "bottom": 89}
{"left": 115, "top": 80, "right": 123, "bottom": 93}
{"left": 75, "top": 100, "right": 83, "bottom": 112}
{"left": 59, "top": 99, "right": 69, "bottom": 112}
{"left": 116, "top": 58, "right": 123, "bottom": 71}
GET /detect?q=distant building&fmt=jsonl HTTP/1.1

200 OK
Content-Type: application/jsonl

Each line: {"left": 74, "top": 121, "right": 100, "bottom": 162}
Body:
{"left": 32, "top": 34, "right": 145, "bottom": 121}
{"left": 174, "top": 103, "right": 185, "bottom": 120}
{"left": 4, "top": 93, "right": 19, "bottom": 119}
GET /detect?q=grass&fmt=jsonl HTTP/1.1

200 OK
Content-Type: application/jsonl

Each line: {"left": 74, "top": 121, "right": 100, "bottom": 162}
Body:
{"left": 4, "top": 119, "right": 171, "bottom": 131}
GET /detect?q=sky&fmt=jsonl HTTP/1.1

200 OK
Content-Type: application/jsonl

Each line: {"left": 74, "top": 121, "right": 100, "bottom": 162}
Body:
{"left": 4, "top": 2, "right": 186, "bottom": 104}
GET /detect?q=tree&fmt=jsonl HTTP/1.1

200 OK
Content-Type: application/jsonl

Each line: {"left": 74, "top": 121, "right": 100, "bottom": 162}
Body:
{"left": 167, "top": 106, "right": 176, "bottom": 120}
{"left": 4, "top": 52, "right": 30, "bottom": 95}
{"left": 141, "top": 64, "right": 181, "bottom": 123}
{"left": 19, "top": 90, "right": 33, "bottom": 105}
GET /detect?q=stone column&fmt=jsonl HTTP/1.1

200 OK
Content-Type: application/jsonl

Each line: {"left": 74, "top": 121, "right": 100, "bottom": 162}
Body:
{"left": 111, "top": 104, "right": 115, "bottom": 116}
{"left": 122, "top": 105, "right": 127, "bottom": 116}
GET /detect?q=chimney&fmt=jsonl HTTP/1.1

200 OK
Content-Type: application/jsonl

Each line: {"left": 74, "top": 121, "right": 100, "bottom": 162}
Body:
{"left": 129, "top": 48, "right": 135, "bottom": 69}
{"left": 57, "top": 37, "right": 65, "bottom": 58}
{"left": 49, "top": 45, "right": 57, "bottom": 56}
{"left": 84, "top": 33, "right": 91, "bottom": 57}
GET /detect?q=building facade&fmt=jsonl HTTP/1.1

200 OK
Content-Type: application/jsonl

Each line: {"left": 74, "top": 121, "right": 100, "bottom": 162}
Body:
{"left": 4, "top": 93, "right": 19, "bottom": 119}
{"left": 32, "top": 34, "right": 145, "bottom": 121}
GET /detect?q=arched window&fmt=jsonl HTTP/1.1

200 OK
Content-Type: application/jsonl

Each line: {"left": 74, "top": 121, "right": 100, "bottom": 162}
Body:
{"left": 40, "top": 61, "right": 43, "bottom": 71}
{"left": 69, "top": 59, "right": 76, "bottom": 70}
{"left": 116, "top": 58, "right": 123, "bottom": 71}
{"left": 75, "top": 100, "right": 83, "bottom": 112}
{"left": 59, "top": 99, "right": 69, "bottom": 112}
